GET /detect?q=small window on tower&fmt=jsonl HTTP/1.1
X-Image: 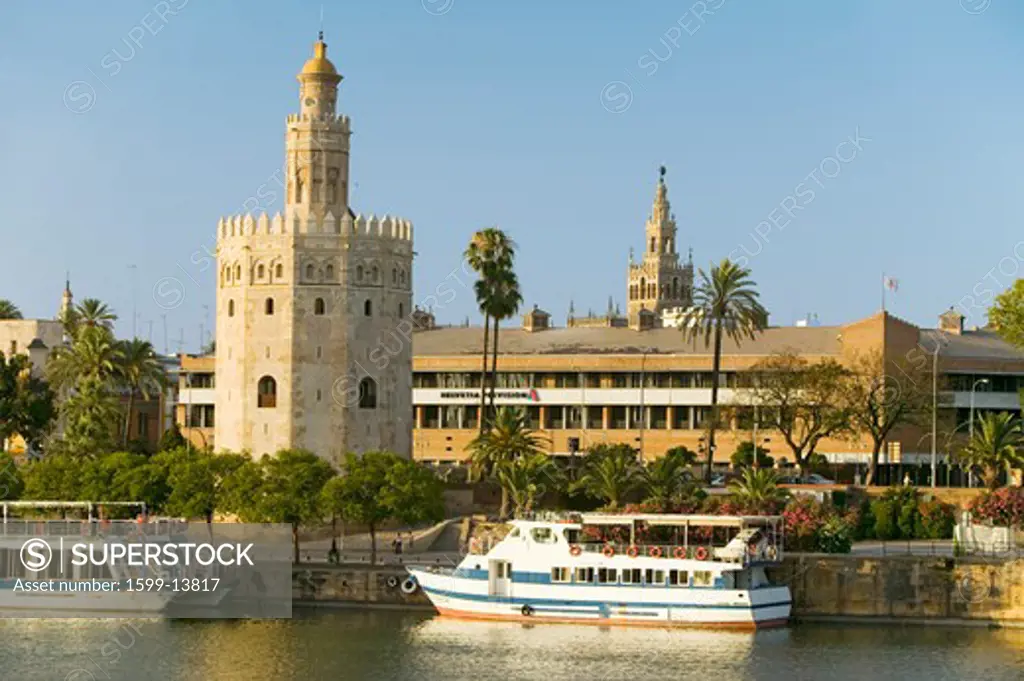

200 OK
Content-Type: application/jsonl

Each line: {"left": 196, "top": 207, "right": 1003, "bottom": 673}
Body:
{"left": 228, "top": 300, "right": 235, "bottom": 317}
{"left": 358, "top": 377, "right": 377, "bottom": 409}
{"left": 364, "top": 299, "right": 372, "bottom": 317}
{"left": 257, "top": 376, "right": 277, "bottom": 408}
{"left": 371, "top": 266, "right": 379, "bottom": 282}
{"left": 265, "top": 298, "right": 274, "bottom": 315}
{"left": 392, "top": 268, "right": 397, "bottom": 285}
{"left": 306, "top": 264, "right": 315, "bottom": 280}
{"left": 235, "top": 265, "right": 241, "bottom": 280}
{"left": 326, "top": 264, "right": 334, "bottom": 279}
{"left": 399, "top": 303, "right": 404, "bottom": 317}
{"left": 275, "top": 264, "right": 283, "bottom": 279}
{"left": 257, "top": 264, "right": 265, "bottom": 279}
{"left": 314, "top": 298, "right": 325, "bottom": 315}
{"left": 356, "top": 265, "right": 364, "bottom": 282}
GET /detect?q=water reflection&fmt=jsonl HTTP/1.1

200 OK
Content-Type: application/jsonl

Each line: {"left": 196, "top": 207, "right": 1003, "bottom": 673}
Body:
{"left": 0, "top": 612, "right": 1021, "bottom": 681}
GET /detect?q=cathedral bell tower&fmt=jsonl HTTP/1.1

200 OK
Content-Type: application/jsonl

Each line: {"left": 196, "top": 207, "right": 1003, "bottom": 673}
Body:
{"left": 627, "top": 166, "right": 694, "bottom": 327}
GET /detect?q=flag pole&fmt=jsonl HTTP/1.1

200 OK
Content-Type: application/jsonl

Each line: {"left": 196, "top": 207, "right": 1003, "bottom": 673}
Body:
{"left": 881, "top": 272, "right": 886, "bottom": 313}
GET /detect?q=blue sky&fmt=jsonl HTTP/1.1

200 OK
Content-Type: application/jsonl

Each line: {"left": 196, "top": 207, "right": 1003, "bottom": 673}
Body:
{"left": 1, "top": 0, "right": 1022, "bottom": 351}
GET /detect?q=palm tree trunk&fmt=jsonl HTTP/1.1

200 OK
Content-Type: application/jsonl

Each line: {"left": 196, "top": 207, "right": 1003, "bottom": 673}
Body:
{"left": 489, "top": 318, "right": 501, "bottom": 426}
{"left": 706, "top": 320, "right": 724, "bottom": 484}
{"left": 122, "top": 390, "right": 134, "bottom": 448}
{"left": 479, "top": 315, "right": 490, "bottom": 434}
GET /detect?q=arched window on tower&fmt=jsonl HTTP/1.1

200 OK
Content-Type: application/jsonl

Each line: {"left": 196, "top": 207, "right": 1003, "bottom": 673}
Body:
{"left": 265, "top": 298, "right": 274, "bottom": 315}
{"left": 257, "top": 264, "right": 265, "bottom": 279}
{"left": 639, "top": 278, "right": 646, "bottom": 299}
{"left": 228, "top": 299, "right": 235, "bottom": 317}
{"left": 306, "top": 264, "right": 315, "bottom": 280}
{"left": 364, "top": 299, "right": 372, "bottom": 317}
{"left": 398, "top": 302, "right": 404, "bottom": 317}
{"left": 400, "top": 269, "right": 406, "bottom": 286}
{"left": 315, "top": 298, "right": 325, "bottom": 315}
{"left": 326, "top": 264, "right": 334, "bottom": 280}
{"left": 672, "top": 277, "right": 680, "bottom": 298}
{"left": 327, "top": 168, "right": 339, "bottom": 204}
{"left": 392, "top": 268, "right": 397, "bottom": 285}
{"left": 235, "top": 264, "right": 241, "bottom": 280}
{"left": 275, "top": 264, "right": 283, "bottom": 279}
{"left": 257, "top": 376, "right": 277, "bottom": 408}
{"left": 356, "top": 265, "right": 364, "bottom": 282}
{"left": 650, "top": 237, "right": 656, "bottom": 253}
{"left": 295, "top": 169, "right": 305, "bottom": 204}
{"left": 371, "top": 266, "right": 379, "bottom": 282}
{"left": 358, "top": 377, "right": 377, "bottom": 409}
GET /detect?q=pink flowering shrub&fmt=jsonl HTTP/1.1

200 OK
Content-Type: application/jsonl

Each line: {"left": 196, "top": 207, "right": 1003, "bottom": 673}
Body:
{"left": 969, "top": 487, "right": 1024, "bottom": 529}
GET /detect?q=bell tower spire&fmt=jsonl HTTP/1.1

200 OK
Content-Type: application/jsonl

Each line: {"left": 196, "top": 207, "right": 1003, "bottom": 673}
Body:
{"left": 626, "top": 165, "right": 693, "bottom": 327}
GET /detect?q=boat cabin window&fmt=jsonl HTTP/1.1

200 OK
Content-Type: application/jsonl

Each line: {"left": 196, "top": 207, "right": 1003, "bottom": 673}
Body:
{"left": 693, "top": 571, "right": 714, "bottom": 587}
{"left": 551, "top": 567, "right": 571, "bottom": 583}
{"left": 531, "top": 527, "right": 556, "bottom": 544}
{"left": 620, "top": 568, "right": 642, "bottom": 585}
{"left": 720, "top": 572, "right": 735, "bottom": 589}
{"left": 668, "top": 569, "right": 689, "bottom": 586}
{"left": 597, "top": 568, "right": 617, "bottom": 584}
{"left": 508, "top": 528, "right": 520, "bottom": 538}
{"left": 562, "top": 528, "right": 580, "bottom": 544}
{"left": 575, "top": 567, "right": 595, "bottom": 584}
{"left": 644, "top": 569, "right": 665, "bottom": 586}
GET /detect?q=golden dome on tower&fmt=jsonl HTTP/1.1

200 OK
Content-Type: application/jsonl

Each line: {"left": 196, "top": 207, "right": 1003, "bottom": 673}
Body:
{"left": 299, "top": 35, "right": 340, "bottom": 78}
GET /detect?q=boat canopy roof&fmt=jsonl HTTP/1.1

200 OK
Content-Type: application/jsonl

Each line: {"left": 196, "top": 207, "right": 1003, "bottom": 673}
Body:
{"left": 580, "top": 513, "right": 782, "bottom": 528}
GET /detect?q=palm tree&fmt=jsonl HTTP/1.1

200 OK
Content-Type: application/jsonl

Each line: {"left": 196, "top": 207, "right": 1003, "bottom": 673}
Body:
{"left": 0, "top": 300, "right": 22, "bottom": 320}
{"left": 48, "top": 326, "right": 123, "bottom": 391}
{"left": 117, "top": 339, "right": 168, "bottom": 447}
{"left": 486, "top": 269, "right": 522, "bottom": 421}
{"left": 641, "top": 450, "right": 692, "bottom": 510}
{"left": 958, "top": 412, "right": 1023, "bottom": 489}
{"left": 467, "top": 407, "right": 546, "bottom": 519}
{"left": 64, "top": 298, "right": 117, "bottom": 339}
{"left": 574, "top": 444, "right": 641, "bottom": 511}
{"left": 465, "top": 229, "right": 516, "bottom": 432}
{"left": 728, "top": 468, "right": 789, "bottom": 510}
{"left": 495, "top": 453, "right": 562, "bottom": 517}
{"left": 679, "top": 259, "right": 768, "bottom": 483}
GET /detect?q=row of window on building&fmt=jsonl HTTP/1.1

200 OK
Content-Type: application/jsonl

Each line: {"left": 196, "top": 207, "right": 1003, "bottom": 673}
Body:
{"left": 225, "top": 298, "right": 403, "bottom": 319}
{"left": 417, "top": 405, "right": 737, "bottom": 430}
{"left": 416, "top": 371, "right": 1024, "bottom": 393}
{"left": 550, "top": 566, "right": 717, "bottom": 587}
{"left": 255, "top": 375, "right": 378, "bottom": 409}
{"left": 221, "top": 262, "right": 408, "bottom": 288}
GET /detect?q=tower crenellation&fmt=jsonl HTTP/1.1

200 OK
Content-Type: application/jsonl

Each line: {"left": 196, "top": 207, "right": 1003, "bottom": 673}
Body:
{"left": 215, "top": 35, "right": 414, "bottom": 462}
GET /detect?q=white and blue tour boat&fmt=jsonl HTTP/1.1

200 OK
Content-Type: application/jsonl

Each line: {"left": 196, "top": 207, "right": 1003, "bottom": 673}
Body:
{"left": 408, "top": 512, "right": 791, "bottom": 630}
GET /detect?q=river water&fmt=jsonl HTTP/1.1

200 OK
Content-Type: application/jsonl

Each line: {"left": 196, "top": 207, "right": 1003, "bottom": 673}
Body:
{"left": 1, "top": 611, "right": 1021, "bottom": 681}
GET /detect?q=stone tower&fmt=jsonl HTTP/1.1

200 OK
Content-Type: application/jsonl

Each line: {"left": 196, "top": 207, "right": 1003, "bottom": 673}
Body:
{"left": 627, "top": 167, "right": 693, "bottom": 326}
{"left": 215, "top": 35, "right": 414, "bottom": 461}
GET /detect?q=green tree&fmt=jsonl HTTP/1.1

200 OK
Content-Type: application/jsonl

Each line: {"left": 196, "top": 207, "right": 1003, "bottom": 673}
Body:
{"left": 678, "top": 259, "right": 768, "bottom": 483}
{"left": 0, "top": 353, "right": 55, "bottom": 454}
{"left": 77, "top": 452, "right": 166, "bottom": 509}
{"left": 641, "top": 449, "right": 693, "bottom": 510}
{"left": 0, "top": 453, "right": 25, "bottom": 500}
{"left": 158, "top": 424, "right": 188, "bottom": 452}
{"left": 157, "top": 448, "right": 248, "bottom": 522}
{"left": 573, "top": 443, "right": 641, "bottom": 510}
{"left": 730, "top": 441, "right": 775, "bottom": 469}
{"left": 989, "top": 280, "right": 1024, "bottom": 349}
{"left": 63, "top": 298, "right": 117, "bottom": 339}
{"left": 116, "top": 339, "right": 167, "bottom": 448}
{"left": 23, "top": 455, "right": 86, "bottom": 500}
{"left": 321, "top": 451, "right": 445, "bottom": 565}
{"left": 958, "top": 412, "right": 1023, "bottom": 489}
{"left": 748, "top": 352, "right": 850, "bottom": 466}
{"left": 840, "top": 350, "right": 931, "bottom": 485}
{"left": 61, "top": 375, "right": 121, "bottom": 457}
{"left": 465, "top": 228, "right": 515, "bottom": 433}
{"left": 0, "top": 300, "right": 22, "bottom": 320}
{"left": 256, "top": 450, "right": 335, "bottom": 563}
{"left": 495, "top": 452, "right": 562, "bottom": 516}
{"left": 728, "top": 468, "right": 788, "bottom": 510}
{"left": 485, "top": 270, "right": 522, "bottom": 421}
{"left": 467, "top": 406, "right": 546, "bottom": 519}
{"left": 48, "top": 325, "right": 123, "bottom": 392}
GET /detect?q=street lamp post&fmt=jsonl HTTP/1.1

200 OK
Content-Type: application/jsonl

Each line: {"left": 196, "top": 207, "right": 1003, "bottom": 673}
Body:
{"left": 930, "top": 342, "right": 939, "bottom": 488}
{"left": 968, "top": 377, "right": 990, "bottom": 488}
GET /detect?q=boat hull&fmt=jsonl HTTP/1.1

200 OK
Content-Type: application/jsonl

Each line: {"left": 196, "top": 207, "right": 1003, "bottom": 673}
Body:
{"left": 409, "top": 569, "right": 791, "bottom": 631}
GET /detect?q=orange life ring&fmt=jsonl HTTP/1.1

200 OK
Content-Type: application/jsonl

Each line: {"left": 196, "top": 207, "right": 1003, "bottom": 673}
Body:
{"left": 602, "top": 544, "right": 615, "bottom": 558}
{"left": 673, "top": 546, "right": 687, "bottom": 559}
{"left": 626, "top": 545, "right": 640, "bottom": 559}
{"left": 648, "top": 546, "right": 663, "bottom": 559}
{"left": 569, "top": 544, "right": 582, "bottom": 557}
{"left": 695, "top": 546, "right": 709, "bottom": 561}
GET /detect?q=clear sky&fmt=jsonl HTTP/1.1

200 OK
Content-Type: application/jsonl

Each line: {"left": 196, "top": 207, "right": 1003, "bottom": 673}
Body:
{"left": 2, "top": 0, "right": 1022, "bottom": 352}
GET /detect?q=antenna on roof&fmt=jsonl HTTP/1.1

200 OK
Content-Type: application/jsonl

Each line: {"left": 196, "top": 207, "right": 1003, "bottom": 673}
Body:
{"left": 318, "top": 4, "right": 324, "bottom": 41}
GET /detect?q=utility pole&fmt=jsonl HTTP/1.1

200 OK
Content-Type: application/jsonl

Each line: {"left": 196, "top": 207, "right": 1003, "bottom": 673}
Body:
{"left": 161, "top": 314, "right": 168, "bottom": 355}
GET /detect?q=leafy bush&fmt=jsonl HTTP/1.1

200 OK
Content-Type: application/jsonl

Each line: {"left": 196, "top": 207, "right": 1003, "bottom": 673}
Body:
{"left": 917, "top": 499, "right": 956, "bottom": 539}
{"left": 871, "top": 499, "right": 899, "bottom": 540}
{"left": 782, "top": 496, "right": 852, "bottom": 553}
{"left": 816, "top": 516, "right": 853, "bottom": 554}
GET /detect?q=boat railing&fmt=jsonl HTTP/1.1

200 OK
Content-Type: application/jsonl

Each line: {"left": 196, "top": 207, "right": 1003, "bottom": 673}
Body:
{"left": 572, "top": 541, "right": 783, "bottom": 565}
{"left": 0, "top": 519, "right": 189, "bottom": 539}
